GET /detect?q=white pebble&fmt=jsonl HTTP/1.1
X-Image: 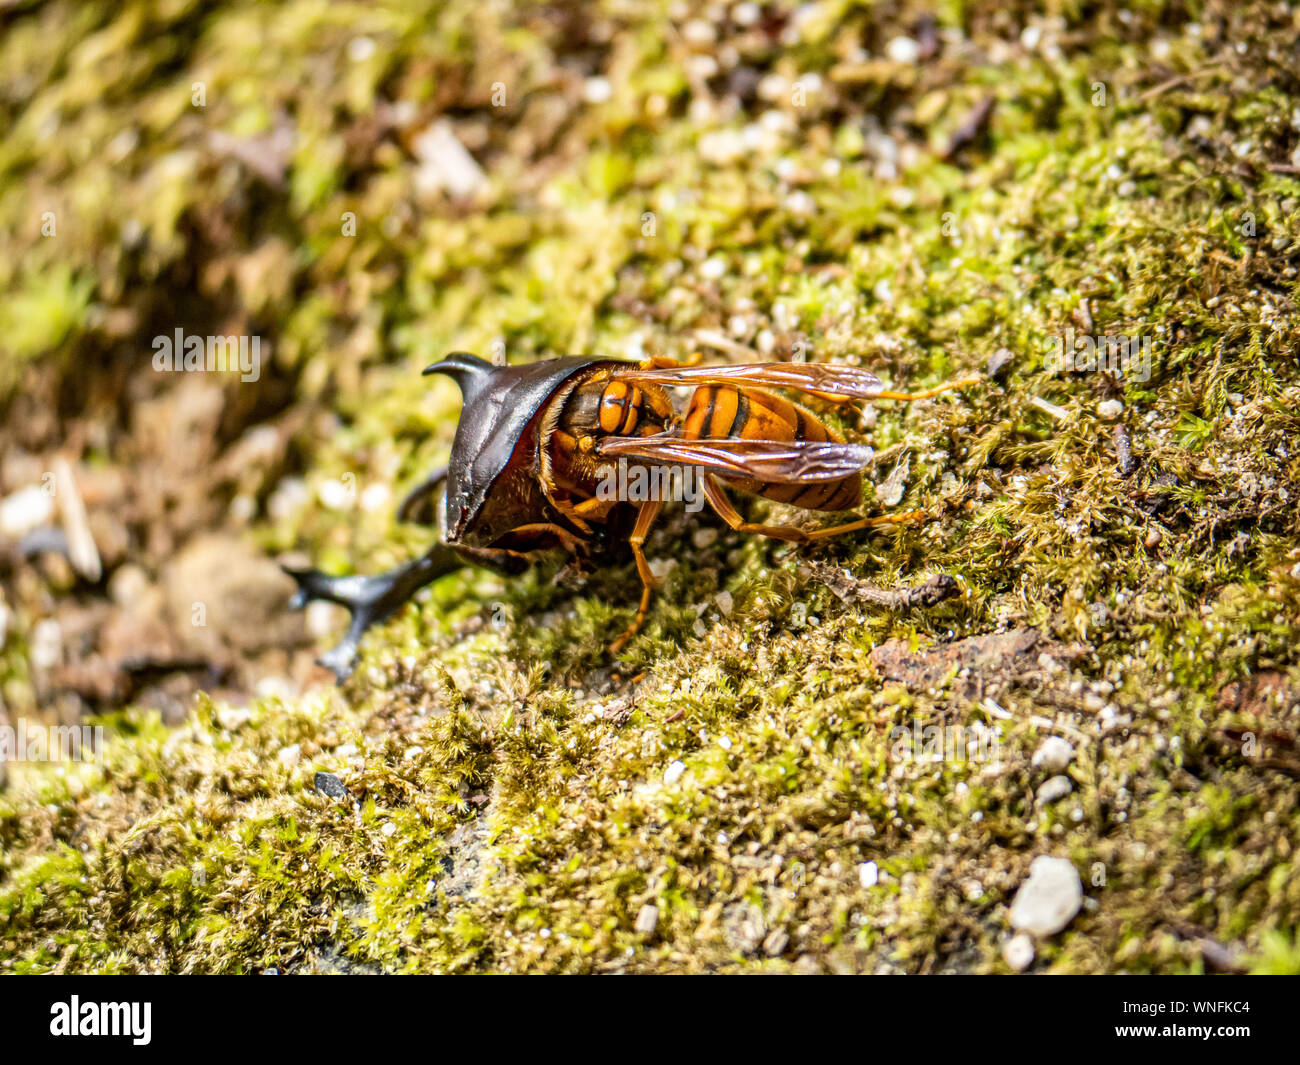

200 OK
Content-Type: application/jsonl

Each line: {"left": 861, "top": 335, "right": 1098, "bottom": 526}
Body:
{"left": 858, "top": 861, "right": 879, "bottom": 888}
{"left": 30, "top": 618, "right": 62, "bottom": 670}
{"left": 663, "top": 760, "right": 686, "bottom": 785}
{"left": 1002, "top": 932, "right": 1035, "bottom": 971}
{"left": 1036, "top": 775, "right": 1073, "bottom": 805}
{"left": 1097, "top": 399, "right": 1124, "bottom": 419}
{"left": 635, "top": 903, "right": 660, "bottom": 935}
{"left": 305, "top": 600, "right": 340, "bottom": 640}
{"left": 700, "top": 256, "right": 728, "bottom": 280}
{"left": 317, "top": 477, "right": 354, "bottom": 510}
{"left": 1032, "top": 736, "right": 1075, "bottom": 773}
{"left": 885, "top": 36, "right": 920, "bottom": 64}
{"left": 0, "top": 485, "right": 54, "bottom": 539}
{"left": 347, "top": 36, "right": 376, "bottom": 63}
{"left": 786, "top": 191, "right": 815, "bottom": 216}
{"left": 217, "top": 707, "right": 252, "bottom": 732}
{"left": 583, "top": 76, "right": 613, "bottom": 104}
{"left": 1008, "top": 856, "right": 1083, "bottom": 937}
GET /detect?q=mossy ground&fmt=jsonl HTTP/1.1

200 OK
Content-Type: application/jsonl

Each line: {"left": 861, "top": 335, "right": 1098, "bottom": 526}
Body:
{"left": 3, "top": 0, "right": 1300, "bottom": 973}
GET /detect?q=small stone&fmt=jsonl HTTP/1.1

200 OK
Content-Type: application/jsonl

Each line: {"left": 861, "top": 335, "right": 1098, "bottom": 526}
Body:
{"left": 663, "top": 760, "right": 686, "bottom": 785}
{"left": 858, "top": 861, "right": 880, "bottom": 888}
{"left": 722, "top": 901, "right": 766, "bottom": 954}
{"left": 1008, "top": 855, "right": 1083, "bottom": 937}
{"left": 1145, "top": 527, "right": 1162, "bottom": 548}
{"left": 278, "top": 743, "right": 301, "bottom": 767}
{"left": 317, "top": 478, "right": 354, "bottom": 510}
{"left": 346, "top": 35, "right": 377, "bottom": 62}
{"left": 692, "top": 527, "right": 718, "bottom": 549}
{"left": 582, "top": 76, "right": 613, "bottom": 104}
{"left": 885, "top": 36, "right": 920, "bottom": 64}
{"left": 29, "top": 618, "right": 62, "bottom": 670}
{"left": 785, "top": 190, "right": 815, "bottom": 216}
{"left": 986, "top": 348, "right": 1013, "bottom": 379}
{"left": 714, "top": 590, "right": 734, "bottom": 616}
{"left": 107, "top": 564, "right": 150, "bottom": 608}
{"left": 381, "top": 821, "right": 397, "bottom": 837}
{"left": 1003, "top": 932, "right": 1035, "bottom": 971}
{"left": 635, "top": 903, "right": 660, "bottom": 935}
{"left": 647, "top": 557, "right": 676, "bottom": 580}
{"left": 216, "top": 706, "right": 252, "bottom": 731}
{"left": 0, "top": 485, "right": 54, "bottom": 539}
{"left": 412, "top": 120, "right": 487, "bottom": 200}
{"left": 305, "top": 600, "right": 340, "bottom": 640}
{"left": 1097, "top": 399, "right": 1124, "bottom": 419}
{"left": 700, "top": 256, "right": 727, "bottom": 280}
{"left": 313, "top": 772, "right": 349, "bottom": 800}
{"left": 1036, "top": 775, "right": 1073, "bottom": 805}
{"left": 1032, "top": 736, "right": 1075, "bottom": 773}
{"left": 682, "top": 19, "right": 716, "bottom": 47}
{"left": 763, "top": 929, "right": 790, "bottom": 956}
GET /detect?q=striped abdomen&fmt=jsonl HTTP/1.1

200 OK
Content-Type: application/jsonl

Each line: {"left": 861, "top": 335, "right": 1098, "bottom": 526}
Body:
{"left": 681, "top": 385, "right": 861, "bottom": 512}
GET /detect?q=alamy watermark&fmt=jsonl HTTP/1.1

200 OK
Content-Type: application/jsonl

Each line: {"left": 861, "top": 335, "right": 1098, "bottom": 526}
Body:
{"left": 596, "top": 458, "right": 705, "bottom": 512}
{"left": 50, "top": 997, "right": 151, "bottom": 1045}
{"left": 1043, "top": 328, "right": 1152, "bottom": 383}
{"left": 152, "top": 328, "right": 262, "bottom": 382}
{"left": 0, "top": 719, "right": 102, "bottom": 762}
{"left": 889, "top": 719, "right": 1001, "bottom": 765}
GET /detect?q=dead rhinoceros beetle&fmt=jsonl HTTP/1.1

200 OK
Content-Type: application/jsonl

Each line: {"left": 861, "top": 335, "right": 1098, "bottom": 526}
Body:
{"left": 286, "top": 352, "right": 977, "bottom": 677}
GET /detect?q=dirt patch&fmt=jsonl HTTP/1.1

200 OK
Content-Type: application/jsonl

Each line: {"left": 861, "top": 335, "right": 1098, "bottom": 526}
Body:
{"left": 870, "top": 628, "right": 1088, "bottom": 701}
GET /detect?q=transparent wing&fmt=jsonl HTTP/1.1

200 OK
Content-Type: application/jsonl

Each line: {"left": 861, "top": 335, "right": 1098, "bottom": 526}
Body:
{"left": 595, "top": 434, "right": 873, "bottom": 484}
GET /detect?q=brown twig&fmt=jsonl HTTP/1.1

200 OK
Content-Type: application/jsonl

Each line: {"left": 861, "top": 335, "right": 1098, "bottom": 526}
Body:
{"left": 804, "top": 564, "right": 961, "bottom": 609}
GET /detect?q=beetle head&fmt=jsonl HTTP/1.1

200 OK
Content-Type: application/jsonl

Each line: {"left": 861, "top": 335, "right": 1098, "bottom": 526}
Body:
{"left": 422, "top": 351, "right": 602, "bottom": 545}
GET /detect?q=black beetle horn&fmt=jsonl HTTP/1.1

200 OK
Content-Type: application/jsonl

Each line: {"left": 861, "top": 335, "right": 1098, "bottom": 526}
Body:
{"left": 423, "top": 351, "right": 494, "bottom": 385}
{"left": 423, "top": 351, "right": 497, "bottom": 407}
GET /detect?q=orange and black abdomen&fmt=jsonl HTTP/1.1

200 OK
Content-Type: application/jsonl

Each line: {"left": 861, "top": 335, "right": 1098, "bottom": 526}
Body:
{"left": 682, "top": 385, "right": 861, "bottom": 512}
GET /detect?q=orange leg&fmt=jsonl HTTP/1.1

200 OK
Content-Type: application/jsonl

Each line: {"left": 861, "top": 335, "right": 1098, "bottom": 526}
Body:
{"left": 870, "top": 375, "right": 982, "bottom": 402}
{"left": 638, "top": 353, "right": 704, "bottom": 370}
{"left": 702, "top": 476, "right": 924, "bottom": 544}
{"left": 498, "top": 521, "right": 587, "bottom": 556}
{"left": 609, "top": 499, "right": 664, "bottom": 654}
